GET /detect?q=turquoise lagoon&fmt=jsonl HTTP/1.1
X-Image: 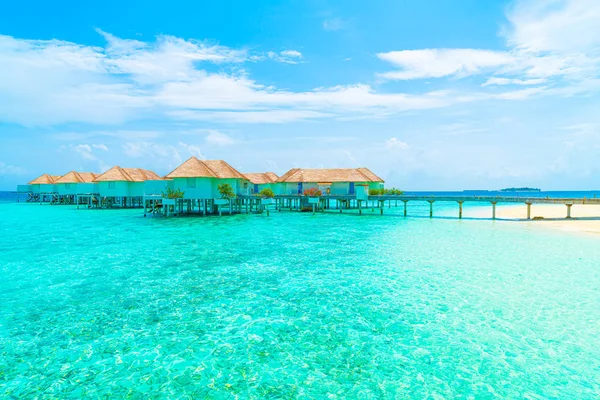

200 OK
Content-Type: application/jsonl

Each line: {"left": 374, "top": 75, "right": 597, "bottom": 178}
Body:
{"left": 1, "top": 199, "right": 600, "bottom": 398}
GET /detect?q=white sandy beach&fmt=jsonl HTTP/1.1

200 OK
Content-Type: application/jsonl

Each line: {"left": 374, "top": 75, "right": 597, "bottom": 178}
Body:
{"left": 465, "top": 204, "right": 600, "bottom": 235}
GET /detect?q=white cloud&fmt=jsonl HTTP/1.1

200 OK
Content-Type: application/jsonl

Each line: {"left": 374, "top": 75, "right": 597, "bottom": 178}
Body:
{"left": 3, "top": 5, "right": 600, "bottom": 131}
{"left": 267, "top": 50, "right": 303, "bottom": 64}
{"left": 92, "top": 144, "right": 109, "bottom": 151}
{"left": 377, "top": 0, "right": 600, "bottom": 94}
{"left": 385, "top": 137, "right": 409, "bottom": 149}
{"left": 177, "top": 142, "right": 204, "bottom": 159}
{"left": 60, "top": 143, "right": 109, "bottom": 162}
{"left": 73, "top": 144, "right": 96, "bottom": 160}
{"left": 122, "top": 141, "right": 206, "bottom": 170}
{"left": 205, "top": 131, "right": 235, "bottom": 146}
{"left": 377, "top": 49, "right": 514, "bottom": 80}
{"left": 280, "top": 50, "right": 302, "bottom": 58}
{"left": 482, "top": 77, "right": 546, "bottom": 86}
{"left": 0, "top": 32, "right": 469, "bottom": 126}
{"left": 505, "top": 0, "right": 600, "bottom": 53}
{"left": 0, "top": 162, "right": 25, "bottom": 175}
{"left": 123, "top": 141, "right": 178, "bottom": 159}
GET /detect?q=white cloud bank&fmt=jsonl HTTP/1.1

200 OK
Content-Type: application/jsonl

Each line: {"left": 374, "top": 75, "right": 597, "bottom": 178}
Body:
{"left": 377, "top": 0, "right": 600, "bottom": 92}
{"left": 1, "top": 0, "right": 600, "bottom": 128}
{"left": 0, "top": 31, "right": 463, "bottom": 126}
{"left": 377, "top": 49, "right": 514, "bottom": 80}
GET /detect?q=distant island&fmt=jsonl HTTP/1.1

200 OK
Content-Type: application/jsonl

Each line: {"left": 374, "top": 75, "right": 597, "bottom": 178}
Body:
{"left": 500, "top": 187, "right": 541, "bottom": 192}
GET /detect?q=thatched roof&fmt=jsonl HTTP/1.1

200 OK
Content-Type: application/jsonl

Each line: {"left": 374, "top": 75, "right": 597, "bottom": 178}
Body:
{"left": 54, "top": 171, "right": 98, "bottom": 184}
{"left": 165, "top": 157, "right": 249, "bottom": 180}
{"left": 245, "top": 172, "right": 279, "bottom": 184}
{"left": 277, "top": 168, "right": 384, "bottom": 183}
{"left": 28, "top": 174, "right": 60, "bottom": 185}
{"left": 94, "top": 166, "right": 162, "bottom": 182}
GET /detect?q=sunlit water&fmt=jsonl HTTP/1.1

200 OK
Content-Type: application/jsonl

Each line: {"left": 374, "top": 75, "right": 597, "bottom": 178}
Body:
{"left": 1, "top": 199, "right": 600, "bottom": 398}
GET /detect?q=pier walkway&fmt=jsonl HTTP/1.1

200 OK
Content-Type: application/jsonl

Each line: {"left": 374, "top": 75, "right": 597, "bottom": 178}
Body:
{"left": 141, "top": 193, "right": 600, "bottom": 220}
{"left": 274, "top": 194, "right": 600, "bottom": 219}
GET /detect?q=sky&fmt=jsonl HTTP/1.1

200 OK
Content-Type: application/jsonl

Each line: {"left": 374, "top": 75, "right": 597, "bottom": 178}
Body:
{"left": 1, "top": 0, "right": 600, "bottom": 190}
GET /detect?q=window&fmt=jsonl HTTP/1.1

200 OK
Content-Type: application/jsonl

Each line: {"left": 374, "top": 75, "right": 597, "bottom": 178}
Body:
{"left": 108, "top": 182, "right": 116, "bottom": 189}
{"left": 187, "top": 178, "right": 196, "bottom": 188}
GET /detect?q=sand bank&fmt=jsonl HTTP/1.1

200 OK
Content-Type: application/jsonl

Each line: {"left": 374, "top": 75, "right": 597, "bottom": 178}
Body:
{"left": 463, "top": 204, "right": 600, "bottom": 235}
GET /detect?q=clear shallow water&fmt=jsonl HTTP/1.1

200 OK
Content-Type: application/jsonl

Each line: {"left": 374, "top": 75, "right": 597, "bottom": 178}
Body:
{"left": 1, "top": 201, "right": 600, "bottom": 398}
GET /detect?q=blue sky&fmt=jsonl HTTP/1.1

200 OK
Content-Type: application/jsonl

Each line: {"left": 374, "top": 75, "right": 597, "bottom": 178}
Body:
{"left": 1, "top": 0, "right": 599, "bottom": 190}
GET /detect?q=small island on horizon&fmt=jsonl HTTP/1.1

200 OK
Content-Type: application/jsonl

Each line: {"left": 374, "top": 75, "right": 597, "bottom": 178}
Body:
{"left": 500, "top": 187, "right": 541, "bottom": 192}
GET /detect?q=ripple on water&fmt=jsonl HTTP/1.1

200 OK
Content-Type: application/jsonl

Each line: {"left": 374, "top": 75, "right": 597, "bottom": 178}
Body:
{"left": 1, "top": 203, "right": 600, "bottom": 397}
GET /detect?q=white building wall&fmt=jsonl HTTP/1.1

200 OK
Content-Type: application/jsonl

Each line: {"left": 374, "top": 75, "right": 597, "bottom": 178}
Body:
{"left": 174, "top": 177, "right": 213, "bottom": 199}
{"left": 57, "top": 183, "right": 77, "bottom": 196}
{"left": 76, "top": 182, "right": 99, "bottom": 194}
{"left": 98, "top": 181, "right": 130, "bottom": 197}
{"left": 144, "top": 180, "right": 170, "bottom": 196}
{"left": 129, "top": 182, "right": 145, "bottom": 197}
{"left": 39, "top": 183, "right": 57, "bottom": 194}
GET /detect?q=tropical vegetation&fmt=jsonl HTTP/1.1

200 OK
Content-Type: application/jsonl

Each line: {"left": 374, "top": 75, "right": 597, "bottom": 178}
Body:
{"left": 259, "top": 188, "right": 275, "bottom": 198}
{"left": 369, "top": 187, "right": 404, "bottom": 196}
{"left": 303, "top": 187, "right": 322, "bottom": 197}
{"left": 218, "top": 183, "right": 236, "bottom": 199}
{"left": 162, "top": 188, "right": 185, "bottom": 199}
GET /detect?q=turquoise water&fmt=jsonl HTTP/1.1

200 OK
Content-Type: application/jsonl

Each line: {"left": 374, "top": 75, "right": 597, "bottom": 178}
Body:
{"left": 1, "top": 201, "right": 600, "bottom": 398}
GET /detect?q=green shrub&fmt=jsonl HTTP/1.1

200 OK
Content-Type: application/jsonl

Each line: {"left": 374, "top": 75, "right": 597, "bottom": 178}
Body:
{"left": 369, "top": 187, "right": 404, "bottom": 196}
{"left": 162, "top": 188, "right": 185, "bottom": 199}
{"left": 259, "top": 188, "right": 275, "bottom": 198}
{"left": 218, "top": 183, "right": 236, "bottom": 199}
{"left": 386, "top": 188, "right": 404, "bottom": 195}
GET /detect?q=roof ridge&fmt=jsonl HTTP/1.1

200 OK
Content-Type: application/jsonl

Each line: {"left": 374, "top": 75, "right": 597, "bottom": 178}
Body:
{"left": 355, "top": 168, "right": 373, "bottom": 182}
{"left": 72, "top": 171, "right": 84, "bottom": 183}
{"left": 118, "top": 166, "right": 134, "bottom": 182}
{"left": 199, "top": 159, "right": 218, "bottom": 178}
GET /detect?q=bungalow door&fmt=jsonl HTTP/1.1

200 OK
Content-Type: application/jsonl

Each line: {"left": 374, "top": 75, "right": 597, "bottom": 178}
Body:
{"left": 349, "top": 182, "right": 355, "bottom": 195}
{"left": 297, "top": 182, "right": 303, "bottom": 195}
{"left": 254, "top": 184, "right": 259, "bottom": 194}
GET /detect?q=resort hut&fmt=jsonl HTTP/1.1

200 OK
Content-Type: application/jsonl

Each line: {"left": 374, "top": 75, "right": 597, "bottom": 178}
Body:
{"left": 94, "top": 166, "right": 162, "bottom": 207}
{"left": 165, "top": 157, "right": 250, "bottom": 199}
{"left": 28, "top": 174, "right": 61, "bottom": 201}
{"left": 277, "top": 168, "right": 384, "bottom": 196}
{"left": 244, "top": 172, "right": 280, "bottom": 195}
{"left": 54, "top": 171, "right": 98, "bottom": 203}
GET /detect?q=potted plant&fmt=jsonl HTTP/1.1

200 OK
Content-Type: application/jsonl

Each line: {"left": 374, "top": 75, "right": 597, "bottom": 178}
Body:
{"left": 215, "top": 183, "right": 235, "bottom": 205}
{"left": 304, "top": 187, "right": 322, "bottom": 204}
{"left": 259, "top": 188, "right": 275, "bottom": 205}
{"left": 162, "top": 188, "right": 184, "bottom": 206}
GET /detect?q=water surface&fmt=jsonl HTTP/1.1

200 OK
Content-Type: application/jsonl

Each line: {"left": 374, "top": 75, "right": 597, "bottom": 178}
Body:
{"left": 1, "top": 201, "right": 599, "bottom": 398}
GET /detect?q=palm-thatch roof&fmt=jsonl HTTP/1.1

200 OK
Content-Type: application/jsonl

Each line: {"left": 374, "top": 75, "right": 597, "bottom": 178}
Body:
{"left": 165, "top": 157, "right": 249, "bottom": 180}
{"left": 277, "top": 168, "right": 383, "bottom": 183}
{"left": 244, "top": 172, "right": 279, "bottom": 184}
{"left": 93, "top": 166, "right": 162, "bottom": 182}
{"left": 54, "top": 171, "right": 98, "bottom": 184}
{"left": 28, "top": 174, "right": 60, "bottom": 185}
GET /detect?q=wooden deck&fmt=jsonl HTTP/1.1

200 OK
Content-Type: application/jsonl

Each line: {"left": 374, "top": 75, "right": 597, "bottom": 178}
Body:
{"left": 140, "top": 193, "right": 600, "bottom": 219}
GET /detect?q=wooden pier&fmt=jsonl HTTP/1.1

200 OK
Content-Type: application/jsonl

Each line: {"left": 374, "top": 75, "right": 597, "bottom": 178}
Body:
{"left": 142, "top": 194, "right": 600, "bottom": 220}
{"left": 387, "top": 195, "right": 600, "bottom": 219}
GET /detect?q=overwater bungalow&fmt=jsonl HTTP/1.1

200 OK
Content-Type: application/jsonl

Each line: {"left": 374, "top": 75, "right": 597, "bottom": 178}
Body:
{"left": 54, "top": 171, "right": 98, "bottom": 204}
{"left": 152, "top": 157, "right": 251, "bottom": 215}
{"left": 276, "top": 168, "right": 384, "bottom": 195}
{"left": 165, "top": 157, "right": 250, "bottom": 199}
{"left": 94, "top": 166, "right": 162, "bottom": 208}
{"left": 245, "top": 172, "right": 280, "bottom": 195}
{"left": 28, "top": 174, "right": 61, "bottom": 202}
